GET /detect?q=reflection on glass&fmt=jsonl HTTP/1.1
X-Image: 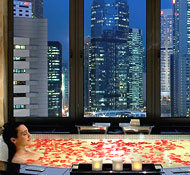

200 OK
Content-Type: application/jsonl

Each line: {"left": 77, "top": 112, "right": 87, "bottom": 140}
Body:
{"left": 84, "top": 0, "right": 146, "bottom": 118}
{"left": 13, "top": 0, "right": 69, "bottom": 117}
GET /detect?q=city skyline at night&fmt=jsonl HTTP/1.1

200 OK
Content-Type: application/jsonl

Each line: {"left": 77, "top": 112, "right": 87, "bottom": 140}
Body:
{"left": 13, "top": 0, "right": 181, "bottom": 118}
{"left": 44, "top": 0, "right": 173, "bottom": 62}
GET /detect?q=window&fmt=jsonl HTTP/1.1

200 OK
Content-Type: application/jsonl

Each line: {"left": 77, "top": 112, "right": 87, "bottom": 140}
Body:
{"left": 13, "top": 57, "right": 26, "bottom": 61}
{"left": 14, "top": 93, "right": 26, "bottom": 97}
{"left": 13, "top": 69, "right": 26, "bottom": 73}
{"left": 13, "top": 81, "right": 26, "bottom": 85}
{"left": 161, "top": 0, "right": 190, "bottom": 118}
{"left": 14, "top": 105, "right": 26, "bottom": 109}
{"left": 14, "top": 45, "right": 26, "bottom": 50}
{"left": 84, "top": 0, "right": 146, "bottom": 118}
{"left": 9, "top": 0, "right": 190, "bottom": 127}
{"left": 13, "top": 0, "right": 69, "bottom": 118}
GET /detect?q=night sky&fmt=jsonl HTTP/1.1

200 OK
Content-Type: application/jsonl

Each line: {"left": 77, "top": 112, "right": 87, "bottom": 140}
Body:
{"left": 44, "top": 0, "right": 173, "bottom": 62}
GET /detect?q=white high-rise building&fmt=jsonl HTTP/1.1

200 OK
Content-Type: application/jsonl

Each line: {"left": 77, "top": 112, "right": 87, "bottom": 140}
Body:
{"left": 161, "top": 9, "right": 173, "bottom": 116}
{"left": 14, "top": 17, "right": 48, "bottom": 117}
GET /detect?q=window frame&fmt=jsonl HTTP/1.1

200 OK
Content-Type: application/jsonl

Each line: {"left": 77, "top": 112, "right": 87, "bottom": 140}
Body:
{"left": 77, "top": 0, "right": 161, "bottom": 126}
{"left": 7, "top": 0, "right": 190, "bottom": 130}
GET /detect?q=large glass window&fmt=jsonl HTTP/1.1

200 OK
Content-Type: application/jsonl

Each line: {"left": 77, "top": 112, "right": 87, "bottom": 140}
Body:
{"left": 84, "top": 0, "right": 146, "bottom": 118}
{"left": 13, "top": 0, "right": 69, "bottom": 117}
{"left": 11, "top": 0, "right": 190, "bottom": 126}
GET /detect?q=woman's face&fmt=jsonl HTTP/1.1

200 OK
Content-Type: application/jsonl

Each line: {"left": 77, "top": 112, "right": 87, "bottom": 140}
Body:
{"left": 12, "top": 125, "right": 31, "bottom": 147}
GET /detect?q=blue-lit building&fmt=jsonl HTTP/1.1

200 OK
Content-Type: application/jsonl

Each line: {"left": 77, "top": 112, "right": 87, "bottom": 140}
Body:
{"left": 48, "top": 41, "right": 62, "bottom": 117}
{"left": 128, "top": 28, "right": 143, "bottom": 110}
{"left": 171, "top": 0, "right": 190, "bottom": 117}
{"left": 88, "top": 0, "right": 143, "bottom": 113}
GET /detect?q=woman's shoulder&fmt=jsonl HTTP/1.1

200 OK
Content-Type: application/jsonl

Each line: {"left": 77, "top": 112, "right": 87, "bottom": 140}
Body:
{"left": 11, "top": 154, "right": 26, "bottom": 164}
{"left": 12, "top": 151, "right": 43, "bottom": 164}
{"left": 31, "top": 151, "right": 43, "bottom": 158}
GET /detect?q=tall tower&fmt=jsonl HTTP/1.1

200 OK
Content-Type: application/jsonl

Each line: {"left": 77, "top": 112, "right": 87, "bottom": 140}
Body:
{"left": 128, "top": 28, "right": 143, "bottom": 110}
{"left": 89, "top": 0, "right": 129, "bottom": 112}
{"left": 48, "top": 42, "right": 62, "bottom": 117}
{"left": 160, "top": 9, "right": 173, "bottom": 117}
{"left": 84, "top": 36, "right": 91, "bottom": 111}
{"left": 62, "top": 62, "right": 69, "bottom": 117}
{"left": 171, "top": 0, "right": 190, "bottom": 117}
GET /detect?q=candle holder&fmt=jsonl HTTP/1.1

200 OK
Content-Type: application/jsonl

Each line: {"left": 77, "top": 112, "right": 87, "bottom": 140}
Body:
{"left": 112, "top": 158, "right": 123, "bottom": 171}
{"left": 92, "top": 158, "right": 103, "bottom": 171}
{"left": 70, "top": 163, "right": 164, "bottom": 174}
{"left": 131, "top": 160, "right": 142, "bottom": 171}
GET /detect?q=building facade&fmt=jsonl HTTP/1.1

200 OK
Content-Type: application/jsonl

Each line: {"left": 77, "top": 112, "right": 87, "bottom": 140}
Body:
{"left": 13, "top": 0, "right": 32, "bottom": 18}
{"left": 171, "top": 0, "right": 190, "bottom": 117}
{"left": 14, "top": 0, "right": 43, "bottom": 18}
{"left": 160, "top": 9, "right": 173, "bottom": 117}
{"left": 88, "top": 0, "right": 143, "bottom": 114}
{"left": 48, "top": 42, "right": 62, "bottom": 117}
{"left": 128, "top": 28, "right": 143, "bottom": 110}
{"left": 62, "top": 62, "right": 69, "bottom": 117}
{"left": 14, "top": 17, "right": 48, "bottom": 117}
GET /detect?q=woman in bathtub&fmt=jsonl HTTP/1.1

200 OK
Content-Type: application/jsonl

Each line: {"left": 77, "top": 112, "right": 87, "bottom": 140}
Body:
{"left": 2, "top": 121, "right": 43, "bottom": 164}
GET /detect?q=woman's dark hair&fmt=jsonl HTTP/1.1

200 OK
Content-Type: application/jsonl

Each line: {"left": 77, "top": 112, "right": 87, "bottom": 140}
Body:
{"left": 2, "top": 122, "right": 23, "bottom": 162}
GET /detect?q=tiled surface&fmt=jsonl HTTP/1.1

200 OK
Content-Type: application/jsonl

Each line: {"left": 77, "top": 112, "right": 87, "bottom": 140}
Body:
{"left": 26, "top": 134, "right": 190, "bottom": 168}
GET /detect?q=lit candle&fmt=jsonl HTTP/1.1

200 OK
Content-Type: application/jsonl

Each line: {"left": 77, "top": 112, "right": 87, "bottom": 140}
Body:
{"left": 92, "top": 158, "right": 103, "bottom": 171}
{"left": 112, "top": 158, "right": 123, "bottom": 171}
{"left": 131, "top": 160, "right": 142, "bottom": 171}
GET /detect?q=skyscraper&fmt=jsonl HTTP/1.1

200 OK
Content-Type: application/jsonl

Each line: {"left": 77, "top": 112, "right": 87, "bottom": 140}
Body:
{"left": 160, "top": 9, "right": 173, "bottom": 117}
{"left": 128, "top": 28, "right": 143, "bottom": 110}
{"left": 171, "top": 0, "right": 190, "bottom": 117}
{"left": 89, "top": 0, "right": 129, "bottom": 112}
{"left": 48, "top": 42, "right": 62, "bottom": 117}
{"left": 13, "top": 0, "right": 48, "bottom": 117}
{"left": 88, "top": 0, "right": 143, "bottom": 113}
{"left": 84, "top": 36, "right": 91, "bottom": 111}
{"left": 62, "top": 62, "right": 69, "bottom": 117}
{"left": 14, "top": 17, "right": 48, "bottom": 117}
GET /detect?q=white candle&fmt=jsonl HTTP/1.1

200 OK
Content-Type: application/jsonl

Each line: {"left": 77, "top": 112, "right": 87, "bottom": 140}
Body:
{"left": 92, "top": 158, "right": 103, "bottom": 171}
{"left": 131, "top": 160, "right": 142, "bottom": 171}
{"left": 112, "top": 158, "right": 123, "bottom": 171}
